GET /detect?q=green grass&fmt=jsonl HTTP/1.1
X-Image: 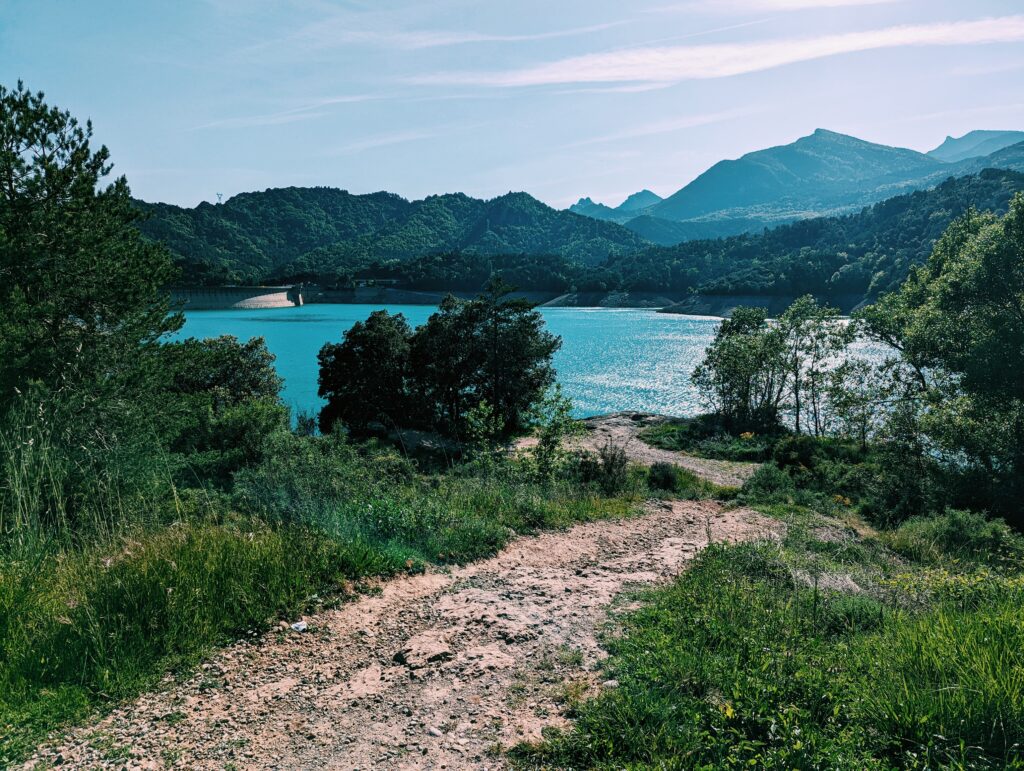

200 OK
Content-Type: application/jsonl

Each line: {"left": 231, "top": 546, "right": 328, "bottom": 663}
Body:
{"left": 639, "top": 414, "right": 778, "bottom": 462}
{"left": 517, "top": 535, "right": 1024, "bottom": 770}
{"left": 0, "top": 518, "right": 396, "bottom": 764}
{"left": 0, "top": 429, "right": 645, "bottom": 765}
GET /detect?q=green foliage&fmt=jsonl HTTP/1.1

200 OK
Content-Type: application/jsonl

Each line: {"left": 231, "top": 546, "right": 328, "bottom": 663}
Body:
{"left": 575, "top": 440, "right": 632, "bottom": 496}
{"left": 885, "top": 510, "right": 1024, "bottom": 569}
{"left": 692, "top": 307, "right": 788, "bottom": 432}
{"left": 136, "top": 188, "right": 650, "bottom": 285}
{"left": 644, "top": 462, "right": 723, "bottom": 499}
{"left": 412, "top": 281, "right": 561, "bottom": 436}
{"left": 523, "top": 384, "right": 584, "bottom": 482}
{"left": 157, "top": 336, "right": 288, "bottom": 486}
{"left": 318, "top": 282, "right": 560, "bottom": 439}
{"left": 740, "top": 462, "right": 798, "bottom": 504}
{"left": 0, "top": 82, "right": 180, "bottom": 412}
{"left": 779, "top": 295, "right": 853, "bottom": 436}
{"left": 521, "top": 538, "right": 1024, "bottom": 770}
{"left": 639, "top": 414, "right": 778, "bottom": 462}
{"left": 860, "top": 194, "right": 1024, "bottom": 521}
{"left": 317, "top": 310, "right": 413, "bottom": 434}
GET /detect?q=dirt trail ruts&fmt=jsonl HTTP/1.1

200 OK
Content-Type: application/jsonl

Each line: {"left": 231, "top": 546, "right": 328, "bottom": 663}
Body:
{"left": 26, "top": 501, "right": 780, "bottom": 771}
{"left": 520, "top": 412, "right": 761, "bottom": 488}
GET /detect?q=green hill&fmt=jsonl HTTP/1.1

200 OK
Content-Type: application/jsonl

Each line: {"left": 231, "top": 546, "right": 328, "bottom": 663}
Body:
{"left": 610, "top": 168, "right": 1024, "bottom": 308}
{"left": 138, "top": 188, "right": 650, "bottom": 284}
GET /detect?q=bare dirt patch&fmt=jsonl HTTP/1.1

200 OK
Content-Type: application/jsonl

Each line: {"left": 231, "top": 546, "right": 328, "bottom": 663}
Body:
{"left": 25, "top": 501, "right": 781, "bottom": 771}
{"left": 519, "top": 412, "right": 760, "bottom": 488}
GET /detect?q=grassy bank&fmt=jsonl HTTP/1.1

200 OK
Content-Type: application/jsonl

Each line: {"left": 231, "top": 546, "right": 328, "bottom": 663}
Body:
{"left": 518, "top": 496, "right": 1024, "bottom": 769}
{"left": 0, "top": 426, "right": 657, "bottom": 765}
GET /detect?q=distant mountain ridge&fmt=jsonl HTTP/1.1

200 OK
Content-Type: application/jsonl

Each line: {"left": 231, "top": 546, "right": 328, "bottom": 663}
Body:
{"left": 617, "top": 189, "right": 663, "bottom": 212}
{"left": 138, "top": 188, "right": 651, "bottom": 285}
{"left": 568, "top": 129, "right": 1024, "bottom": 245}
{"left": 928, "top": 130, "right": 1024, "bottom": 163}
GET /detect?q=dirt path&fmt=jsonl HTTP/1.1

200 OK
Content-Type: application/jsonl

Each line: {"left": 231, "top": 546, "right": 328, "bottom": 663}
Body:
{"left": 26, "top": 501, "right": 780, "bottom": 771}
{"left": 519, "top": 412, "right": 760, "bottom": 489}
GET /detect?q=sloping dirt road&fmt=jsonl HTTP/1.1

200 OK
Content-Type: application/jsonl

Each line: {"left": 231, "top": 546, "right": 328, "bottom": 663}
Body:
{"left": 26, "top": 500, "right": 780, "bottom": 770}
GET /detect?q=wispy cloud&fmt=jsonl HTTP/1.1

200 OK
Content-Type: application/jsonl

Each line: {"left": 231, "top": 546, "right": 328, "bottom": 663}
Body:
{"left": 193, "top": 95, "right": 381, "bottom": 130}
{"left": 316, "top": 22, "right": 624, "bottom": 50}
{"left": 415, "top": 16, "right": 1024, "bottom": 87}
{"left": 566, "top": 108, "right": 754, "bottom": 147}
{"left": 326, "top": 130, "right": 440, "bottom": 156}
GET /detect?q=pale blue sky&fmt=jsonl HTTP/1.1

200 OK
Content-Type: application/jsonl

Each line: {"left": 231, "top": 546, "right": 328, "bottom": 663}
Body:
{"left": 3, "top": 0, "right": 1023, "bottom": 208}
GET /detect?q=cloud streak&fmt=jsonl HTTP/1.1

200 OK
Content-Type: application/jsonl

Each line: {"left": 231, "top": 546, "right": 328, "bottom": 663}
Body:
{"left": 326, "top": 129, "right": 441, "bottom": 156}
{"left": 415, "top": 16, "right": 1024, "bottom": 87}
{"left": 318, "top": 22, "right": 624, "bottom": 50}
{"left": 193, "top": 95, "right": 382, "bottom": 130}
{"left": 566, "top": 108, "right": 754, "bottom": 147}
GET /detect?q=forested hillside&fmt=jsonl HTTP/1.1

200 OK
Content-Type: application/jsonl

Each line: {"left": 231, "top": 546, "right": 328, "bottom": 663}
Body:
{"left": 137, "top": 188, "right": 650, "bottom": 285}
{"left": 607, "top": 168, "right": 1024, "bottom": 304}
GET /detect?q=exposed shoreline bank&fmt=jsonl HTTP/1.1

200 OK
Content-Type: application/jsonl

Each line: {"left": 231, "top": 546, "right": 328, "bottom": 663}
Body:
{"left": 173, "top": 286, "right": 867, "bottom": 317}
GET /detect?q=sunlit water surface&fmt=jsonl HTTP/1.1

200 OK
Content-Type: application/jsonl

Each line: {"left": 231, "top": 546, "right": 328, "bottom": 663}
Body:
{"left": 176, "top": 305, "right": 724, "bottom": 418}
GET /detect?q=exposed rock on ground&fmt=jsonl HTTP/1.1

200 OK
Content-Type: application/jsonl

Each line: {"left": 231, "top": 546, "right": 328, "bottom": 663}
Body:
{"left": 25, "top": 500, "right": 781, "bottom": 770}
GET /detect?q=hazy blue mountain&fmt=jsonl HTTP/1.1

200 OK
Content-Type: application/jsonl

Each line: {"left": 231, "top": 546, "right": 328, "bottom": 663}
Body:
{"left": 650, "top": 129, "right": 944, "bottom": 222}
{"left": 138, "top": 188, "right": 651, "bottom": 284}
{"left": 568, "top": 130, "right": 1024, "bottom": 244}
{"left": 617, "top": 189, "right": 663, "bottom": 212}
{"left": 617, "top": 168, "right": 1024, "bottom": 311}
{"left": 928, "top": 130, "right": 1024, "bottom": 163}
{"left": 569, "top": 189, "right": 664, "bottom": 222}
{"left": 568, "top": 196, "right": 621, "bottom": 221}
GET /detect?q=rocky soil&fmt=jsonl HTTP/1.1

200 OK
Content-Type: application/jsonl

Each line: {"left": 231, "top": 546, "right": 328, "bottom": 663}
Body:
{"left": 25, "top": 500, "right": 780, "bottom": 771}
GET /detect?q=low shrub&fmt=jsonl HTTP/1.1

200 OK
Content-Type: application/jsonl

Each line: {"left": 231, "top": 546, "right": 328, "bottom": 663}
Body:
{"left": 575, "top": 439, "right": 630, "bottom": 496}
{"left": 639, "top": 414, "right": 778, "bottom": 462}
{"left": 885, "top": 509, "right": 1024, "bottom": 568}
{"left": 739, "top": 462, "right": 797, "bottom": 504}
{"left": 647, "top": 461, "right": 681, "bottom": 491}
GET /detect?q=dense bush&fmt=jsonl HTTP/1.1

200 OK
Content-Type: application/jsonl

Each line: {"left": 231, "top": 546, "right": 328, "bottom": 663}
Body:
{"left": 575, "top": 440, "right": 631, "bottom": 496}
{"left": 885, "top": 509, "right": 1024, "bottom": 568}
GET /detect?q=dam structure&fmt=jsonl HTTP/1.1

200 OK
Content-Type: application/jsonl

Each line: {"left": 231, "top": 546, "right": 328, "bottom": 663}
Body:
{"left": 172, "top": 285, "right": 304, "bottom": 310}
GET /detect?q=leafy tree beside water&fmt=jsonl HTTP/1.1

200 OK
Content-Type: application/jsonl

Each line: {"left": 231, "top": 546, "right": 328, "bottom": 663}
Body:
{"left": 318, "top": 280, "right": 560, "bottom": 438}
{"left": 318, "top": 311, "right": 413, "bottom": 434}
{"left": 860, "top": 195, "right": 1024, "bottom": 519}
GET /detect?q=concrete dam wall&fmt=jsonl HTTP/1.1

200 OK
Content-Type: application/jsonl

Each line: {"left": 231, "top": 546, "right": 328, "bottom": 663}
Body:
{"left": 172, "top": 286, "right": 303, "bottom": 310}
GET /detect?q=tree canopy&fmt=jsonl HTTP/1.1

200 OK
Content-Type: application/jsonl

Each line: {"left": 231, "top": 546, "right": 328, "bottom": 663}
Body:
{"left": 318, "top": 281, "right": 560, "bottom": 438}
{"left": 0, "top": 82, "right": 180, "bottom": 410}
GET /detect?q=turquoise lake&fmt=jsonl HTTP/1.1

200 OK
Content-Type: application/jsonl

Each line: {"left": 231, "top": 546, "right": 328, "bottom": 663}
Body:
{"left": 177, "top": 305, "right": 724, "bottom": 418}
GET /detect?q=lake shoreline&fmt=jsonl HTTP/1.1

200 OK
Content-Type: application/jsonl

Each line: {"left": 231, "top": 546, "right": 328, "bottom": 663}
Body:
{"left": 174, "top": 286, "right": 867, "bottom": 319}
